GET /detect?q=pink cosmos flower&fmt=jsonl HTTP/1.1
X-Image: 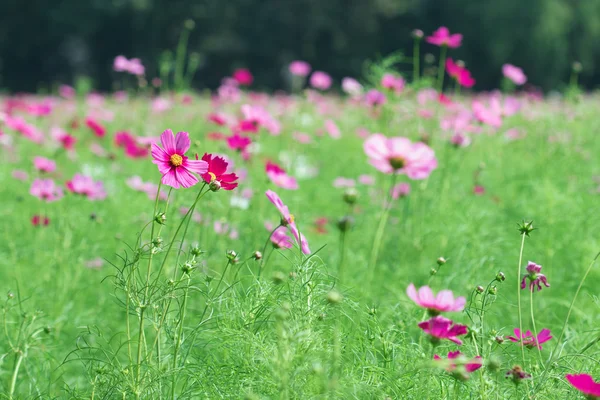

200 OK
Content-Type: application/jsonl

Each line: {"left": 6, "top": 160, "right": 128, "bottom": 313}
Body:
{"left": 391, "top": 182, "right": 410, "bottom": 199}
{"left": 364, "top": 134, "right": 438, "bottom": 179}
{"left": 85, "top": 117, "right": 106, "bottom": 138}
{"left": 333, "top": 177, "right": 356, "bottom": 188}
{"left": 381, "top": 74, "right": 405, "bottom": 94}
{"left": 200, "top": 153, "right": 239, "bottom": 191}
{"left": 450, "top": 132, "right": 471, "bottom": 147}
{"left": 446, "top": 58, "right": 475, "bottom": 88}
{"left": 310, "top": 71, "right": 332, "bottom": 90}
{"left": 152, "top": 97, "right": 172, "bottom": 113}
{"left": 30, "top": 179, "right": 63, "bottom": 202}
{"left": 473, "top": 185, "right": 485, "bottom": 195}
{"left": 521, "top": 261, "right": 550, "bottom": 291}
{"left": 113, "top": 56, "right": 145, "bottom": 75}
{"left": 507, "top": 328, "right": 552, "bottom": 350}
{"left": 418, "top": 316, "right": 468, "bottom": 345}
{"left": 51, "top": 127, "right": 76, "bottom": 151}
{"left": 407, "top": 283, "right": 466, "bottom": 314}
{"left": 566, "top": 374, "right": 600, "bottom": 398}
{"left": 324, "top": 119, "right": 341, "bottom": 139}
{"left": 364, "top": 90, "right": 387, "bottom": 107}
{"left": 502, "top": 64, "right": 527, "bottom": 85}
{"left": 289, "top": 61, "right": 311, "bottom": 77}
{"left": 265, "top": 190, "right": 311, "bottom": 254}
{"left": 358, "top": 174, "right": 375, "bottom": 185}
{"left": 33, "top": 157, "right": 56, "bottom": 173}
{"left": 434, "top": 351, "right": 483, "bottom": 376}
{"left": 266, "top": 222, "right": 294, "bottom": 249}
{"left": 66, "top": 174, "right": 107, "bottom": 200}
{"left": 342, "top": 77, "right": 363, "bottom": 96}
{"left": 12, "top": 170, "right": 28, "bottom": 181}
{"left": 426, "top": 27, "right": 462, "bottom": 48}
{"left": 472, "top": 100, "right": 502, "bottom": 128}
{"left": 227, "top": 133, "right": 251, "bottom": 152}
{"left": 265, "top": 161, "right": 298, "bottom": 190}
{"left": 233, "top": 68, "right": 254, "bottom": 86}
{"left": 59, "top": 85, "right": 75, "bottom": 99}
{"left": 240, "top": 104, "right": 281, "bottom": 135}
{"left": 151, "top": 129, "right": 208, "bottom": 189}
{"left": 293, "top": 132, "right": 312, "bottom": 144}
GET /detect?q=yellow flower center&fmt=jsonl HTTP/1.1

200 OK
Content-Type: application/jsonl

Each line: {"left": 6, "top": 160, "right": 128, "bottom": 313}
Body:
{"left": 208, "top": 172, "right": 217, "bottom": 182}
{"left": 289, "top": 214, "right": 295, "bottom": 224}
{"left": 170, "top": 154, "right": 183, "bottom": 167}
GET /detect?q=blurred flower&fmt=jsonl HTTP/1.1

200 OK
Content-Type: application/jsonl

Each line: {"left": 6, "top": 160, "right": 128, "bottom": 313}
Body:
{"left": 364, "top": 134, "right": 437, "bottom": 178}
{"left": 391, "top": 182, "right": 410, "bottom": 199}
{"left": 507, "top": 328, "right": 552, "bottom": 350}
{"left": 566, "top": 374, "right": 600, "bottom": 398}
{"left": 266, "top": 222, "right": 294, "bottom": 249}
{"left": 418, "top": 316, "right": 468, "bottom": 345}
{"left": 12, "top": 170, "right": 28, "bottom": 181}
{"left": 265, "top": 190, "right": 311, "bottom": 254}
{"left": 85, "top": 117, "right": 106, "bottom": 138}
{"left": 59, "top": 85, "right": 75, "bottom": 99}
{"left": 450, "top": 132, "right": 471, "bottom": 147}
{"left": 358, "top": 174, "right": 375, "bottom": 185}
{"left": 407, "top": 283, "right": 466, "bottom": 314}
{"left": 364, "top": 89, "right": 387, "bottom": 107}
{"left": 505, "top": 366, "right": 531, "bottom": 384}
{"left": 266, "top": 161, "right": 298, "bottom": 190}
{"left": 502, "top": 64, "right": 527, "bottom": 85}
{"left": 30, "top": 179, "right": 63, "bottom": 202}
{"left": 289, "top": 61, "right": 311, "bottom": 77}
{"left": 151, "top": 130, "right": 208, "bottom": 189}
{"left": 333, "top": 177, "right": 355, "bottom": 188}
{"left": 33, "top": 156, "right": 56, "bottom": 173}
{"left": 324, "top": 119, "right": 341, "bottom": 139}
{"left": 226, "top": 133, "right": 251, "bottom": 153}
{"left": 434, "top": 351, "right": 482, "bottom": 379}
{"left": 51, "top": 127, "right": 76, "bottom": 151}
{"left": 66, "top": 174, "right": 107, "bottom": 200}
{"left": 426, "top": 26, "right": 462, "bottom": 48}
{"left": 310, "top": 71, "right": 332, "bottom": 90}
{"left": 381, "top": 73, "right": 405, "bottom": 94}
{"left": 521, "top": 261, "right": 550, "bottom": 291}
{"left": 446, "top": 58, "right": 475, "bottom": 88}
{"left": 31, "top": 214, "right": 50, "bottom": 227}
{"left": 342, "top": 77, "right": 363, "bottom": 96}
{"left": 233, "top": 68, "right": 254, "bottom": 86}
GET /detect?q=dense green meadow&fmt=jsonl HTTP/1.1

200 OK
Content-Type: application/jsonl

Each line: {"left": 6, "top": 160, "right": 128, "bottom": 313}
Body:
{"left": 1, "top": 87, "right": 599, "bottom": 399}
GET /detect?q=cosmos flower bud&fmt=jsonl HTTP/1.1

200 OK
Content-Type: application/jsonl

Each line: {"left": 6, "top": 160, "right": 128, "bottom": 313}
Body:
{"left": 496, "top": 272, "right": 505, "bottom": 282}
{"left": 226, "top": 250, "right": 238, "bottom": 262}
{"left": 154, "top": 212, "right": 166, "bottom": 225}
{"left": 430, "top": 268, "right": 437, "bottom": 276}
{"left": 152, "top": 237, "right": 163, "bottom": 248}
{"left": 505, "top": 365, "right": 532, "bottom": 384}
{"left": 412, "top": 29, "right": 424, "bottom": 39}
{"left": 343, "top": 188, "right": 358, "bottom": 205}
{"left": 476, "top": 286, "right": 484, "bottom": 294}
{"left": 327, "top": 290, "right": 343, "bottom": 304}
{"left": 209, "top": 180, "right": 222, "bottom": 192}
{"left": 184, "top": 19, "right": 195, "bottom": 30}
{"left": 572, "top": 61, "right": 582, "bottom": 73}
{"left": 437, "top": 257, "right": 447, "bottom": 266}
{"left": 7, "top": 292, "right": 14, "bottom": 300}
{"left": 253, "top": 251, "right": 262, "bottom": 260}
{"left": 272, "top": 271, "right": 286, "bottom": 284}
{"left": 495, "top": 336, "right": 505, "bottom": 344}
{"left": 517, "top": 220, "right": 534, "bottom": 236}
{"left": 182, "top": 262, "right": 194, "bottom": 274}
{"left": 190, "top": 246, "right": 203, "bottom": 257}
{"left": 336, "top": 216, "right": 355, "bottom": 232}
{"left": 488, "top": 286, "right": 497, "bottom": 295}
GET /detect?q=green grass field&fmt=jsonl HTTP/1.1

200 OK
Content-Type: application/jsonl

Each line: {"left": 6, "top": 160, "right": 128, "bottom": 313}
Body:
{"left": 1, "top": 90, "right": 599, "bottom": 399}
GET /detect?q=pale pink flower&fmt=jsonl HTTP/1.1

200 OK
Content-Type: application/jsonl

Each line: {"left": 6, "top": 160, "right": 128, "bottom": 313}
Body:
{"left": 407, "top": 283, "right": 466, "bottom": 314}
{"left": 292, "top": 132, "right": 312, "bottom": 144}
{"left": 59, "top": 85, "right": 76, "bottom": 99}
{"left": 381, "top": 74, "right": 405, "bottom": 94}
{"left": 152, "top": 97, "right": 172, "bottom": 113}
{"left": 265, "top": 222, "right": 294, "bottom": 249}
{"left": 289, "top": 61, "right": 311, "bottom": 77}
{"left": 66, "top": 174, "right": 107, "bottom": 200}
{"left": 33, "top": 156, "right": 56, "bottom": 173}
{"left": 30, "top": 179, "right": 63, "bottom": 202}
{"left": 267, "top": 169, "right": 298, "bottom": 190}
{"left": 364, "top": 90, "right": 387, "bottom": 107}
{"left": 324, "top": 119, "right": 341, "bottom": 139}
{"left": 310, "top": 71, "right": 332, "bottom": 90}
{"left": 358, "top": 174, "right": 375, "bottom": 185}
{"left": 391, "top": 182, "right": 410, "bottom": 199}
{"left": 265, "top": 190, "right": 311, "bottom": 254}
{"left": 12, "top": 170, "right": 28, "bottom": 181}
{"left": 418, "top": 316, "right": 468, "bottom": 345}
{"left": 450, "top": 132, "right": 471, "bottom": 147}
{"left": 342, "top": 77, "right": 363, "bottom": 96}
{"left": 426, "top": 27, "right": 462, "bottom": 48}
{"left": 151, "top": 129, "right": 208, "bottom": 189}
{"left": 364, "top": 134, "right": 438, "bottom": 179}
{"left": 502, "top": 64, "right": 527, "bottom": 85}
{"left": 333, "top": 177, "right": 356, "bottom": 188}
{"left": 472, "top": 100, "right": 502, "bottom": 128}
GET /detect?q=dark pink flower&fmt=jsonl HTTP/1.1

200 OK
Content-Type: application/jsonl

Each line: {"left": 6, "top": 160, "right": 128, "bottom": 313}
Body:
{"left": 265, "top": 190, "right": 311, "bottom": 254}
{"left": 521, "top": 261, "right": 550, "bottom": 291}
{"left": 446, "top": 58, "right": 475, "bottom": 88}
{"left": 151, "top": 129, "right": 208, "bottom": 189}
{"left": 566, "top": 374, "right": 600, "bottom": 398}
{"left": 200, "top": 153, "right": 238, "bottom": 191}
{"left": 503, "top": 64, "right": 527, "bottom": 85}
{"left": 66, "top": 174, "right": 107, "bottom": 200}
{"left": 51, "top": 127, "right": 76, "bottom": 150}
{"left": 31, "top": 215, "right": 50, "bottom": 227}
{"left": 85, "top": 117, "right": 106, "bottom": 138}
{"left": 418, "top": 316, "right": 468, "bottom": 345}
{"left": 434, "top": 351, "right": 483, "bottom": 379}
{"left": 364, "top": 134, "right": 437, "bottom": 179}
{"left": 507, "top": 328, "right": 552, "bottom": 350}
{"left": 59, "top": 85, "right": 75, "bottom": 99}
{"left": 473, "top": 185, "right": 485, "bottom": 195}
{"left": 310, "top": 71, "right": 332, "bottom": 90}
{"left": 407, "top": 284, "right": 466, "bottom": 314}
{"left": 426, "top": 26, "right": 462, "bottom": 48}
{"left": 233, "top": 68, "right": 254, "bottom": 86}
{"left": 226, "top": 133, "right": 251, "bottom": 152}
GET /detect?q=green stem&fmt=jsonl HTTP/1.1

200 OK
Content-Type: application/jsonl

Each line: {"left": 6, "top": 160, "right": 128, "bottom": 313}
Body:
{"left": 9, "top": 351, "right": 23, "bottom": 400}
{"left": 259, "top": 224, "right": 282, "bottom": 279}
{"left": 170, "top": 274, "right": 191, "bottom": 400}
{"left": 530, "top": 288, "right": 543, "bottom": 365}
{"left": 437, "top": 45, "right": 448, "bottom": 93}
{"left": 413, "top": 39, "right": 421, "bottom": 83}
{"left": 516, "top": 233, "right": 527, "bottom": 368}
{"left": 174, "top": 22, "right": 193, "bottom": 90}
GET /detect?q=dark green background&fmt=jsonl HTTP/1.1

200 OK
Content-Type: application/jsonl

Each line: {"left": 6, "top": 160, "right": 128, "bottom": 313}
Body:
{"left": 1, "top": 0, "right": 598, "bottom": 92}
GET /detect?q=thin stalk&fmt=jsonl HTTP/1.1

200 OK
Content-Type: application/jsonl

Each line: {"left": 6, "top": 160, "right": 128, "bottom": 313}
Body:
{"left": 170, "top": 274, "right": 191, "bottom": 400}
{"left": 9, "top": 351, "right": 24, "bottom": 400}
{"left": 529, "top": 289, "right": 543, "bottom": 365}
{"left": 516, "top": 234, "right": 527, "bottom": 368}
{"left": 437, "top": 45, "right": 448, "bottom": 93}
{"left": 413, "top": 39, "right": 421, "bottom": 83}
{"left": 259, "top": 224, "right": 282, "bottom": 279}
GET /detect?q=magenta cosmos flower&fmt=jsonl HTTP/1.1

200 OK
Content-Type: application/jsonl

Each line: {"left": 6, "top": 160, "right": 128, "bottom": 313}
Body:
{"left": 407, "top": 284, "right": 466, "bottom": 315}
{"left": 446, "top": 58, "right": 476, "bottom": 88}
{"left": 364, "top": 134, "right": 437, "bottom": 179}
{"left": 151, "top": 130, "right": 208, "bottom": 189}
{"left": 310, "top": 71, "right": 332, "bottom": 90}
{"left": 381, "top": 74, "right": 405, "bottom": 94}
{"left": 33, "top": 156, "right": 56, "bottom": 173}
{"left": 521, "top": 261, "right": 550, "bottom": 291}
{"left": 289, "top": 61, "right": 311, "bottom": 77}
{"left": 200, "top": 153, "right": 239, "bottom": 191}
{"left": 418, "top": 316, "right": 468, "bottom": 345}
{"left": 66, "top": 174, "right": 107, "bottom": 200}
{"left": 502, "top": 64, "right": 527, "bottom": 85}
{"left": 30, "top": 179, "right": 63, "bottom": 202}
{"left": 265, "top": 190, "right": 310, "bottom": 254}
{"left": 265, "top": 223, "right": 294, "bottom": 249}
{"left": 233, "top": 68, "right": 254, "bottom": 86}
{"left": 434, "top": 351, "right": 483, "bottom": 377}
{"left": 566, "top": 374, "right": 600, "bottom": 398}
{"left": 507, "top": 328, "right": 552, "bottom": 350}
{"left": 426, "top": 26, "right": 462, "bottom": 48}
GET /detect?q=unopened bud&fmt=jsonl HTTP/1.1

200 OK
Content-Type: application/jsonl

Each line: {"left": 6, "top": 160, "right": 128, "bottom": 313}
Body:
{"left": 337, "top": 216, "right": 355, "bottom": 232}
{"left": 154, "top": 212, "right": 166, "bottom": 225}
{"left": 495, "top": 336, "right": 505, "bottom": 344}
{"left": 272, "top": 271, "right": 286, "bottom": 284}
{"left": 209, "top": 180, "right": 221, "bottom": 192}
{"left": 496, "top": 272, "right": 506, "bottom": 282}
{"left": 190, "top": 246, "right": 203, "bottom": 257}
{"left": 436, "top": 257, "right": 447, "bottom": 266}
{"left": 430, "top": 268, "right": 437, "bottom": 276}
{"left": 488, "top": 286, "right": 497, "bottom": 295}
{"left": 184, "top": 19, "right": 196, "bottom": 30}
{"left": 572, "top": 61, "right": 582, "bottom": 73}
{"left": 226, "top": 250, "right": 238, "bottom": 262}
{"left": 253, "top": 251, "right": 262, "bottom": 260}
{"left": 326, "top": 290, "right": 343, "bottom": 304}
{"left": 343, "top": 188, "right": 358, "bottom": 205}
{"left": 412, "top": 29, "right": 424, "bottom": 39}
{"left": 517, "top": 220, "right": 534, "bottom": 237}
{"left": 44, "top": 326, "right": 52, "bottom": 334}
{"left": 476, "top": 285, "right": 484, "bottom": 294}
{"left": 7, "top": 292, "right": 14, "bottom": 300}
{"left": 152, "top": 237, "right": 163, "bottom": 248}
{"left": 182, "top": 262, "right": 194, "bottom": 274}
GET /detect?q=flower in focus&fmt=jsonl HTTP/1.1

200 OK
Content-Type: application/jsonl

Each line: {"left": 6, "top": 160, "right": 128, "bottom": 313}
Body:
{"left": 520, "top": 261, "right": 550, "bottom": 291}
{"left": 265, "top": 190, "right": 311, "bottom": 254}
{"left": 507, "top": 328, "right": 552, "bottom": 350}
{"left": 446, "top": 58, "right": 475, "bottom": 88}
{"left": 310, "top": 71, "right": 332, "bottom": 90}
{"left": 30, "top": 179, "right": 63, "bottom": 202}
{"left": 151, "top": 129, "right": 208, "bottom": 189}
{"left": 33, "top": 156, "right": 56, "bottom": 173}
{"left": 434, "top": 351, "right": 483, "bottom": 380}
{"left": 407, "top": 284, "right": 466, "bottom": 315}
{"left": 502, "top": 64, "right": 527, "bottom": 85}
{"left": 381, "top": 74, "right": 405, "bottom": 94}
{"left": 418, "top": 316, "right": 468, "bottom": 345}
{"left": 342, "top": 77, "right": 363, "bottom": 96}
{"left": 565, "top": 374, "right": 600, "bottom": 398}
{"left": 66, "top": 174, "right": 107, "bottom": 200}
{"left": 233, "top": 68, "right": 254, "bottom": 86}
{"left": 364, "top": 134, "right": 438, "bottom": 179}
{"left": 200, "top": 153, "right": 239, "bottom": 191}
{"left": 289, "top": 61, "right": 311, "bottom": 77}
{"left": 426, "top": 26, "right": 462, "bottom": 48}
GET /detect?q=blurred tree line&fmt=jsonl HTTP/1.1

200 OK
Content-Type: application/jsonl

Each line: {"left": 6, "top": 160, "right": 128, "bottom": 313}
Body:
{"left": 1, "top": 0, "right": 599, "bottom": 93}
